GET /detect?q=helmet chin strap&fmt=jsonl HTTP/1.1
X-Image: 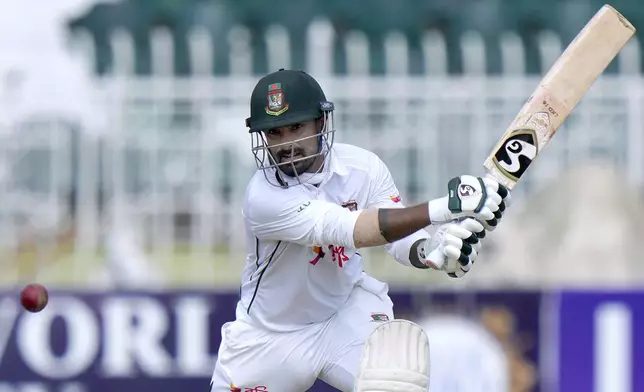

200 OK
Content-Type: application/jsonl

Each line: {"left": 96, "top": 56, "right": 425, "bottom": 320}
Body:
{"left": 294, "top": 171, "right": 328, "bottom": 186}
{"left": 293, "top": 155, "right": 331, "bottom": 185}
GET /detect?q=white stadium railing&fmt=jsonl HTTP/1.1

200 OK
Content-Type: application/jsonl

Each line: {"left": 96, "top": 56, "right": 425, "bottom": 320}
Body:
{"left": 72, "top": 19, "right": 642, "bottom": 77}
{"left": 1, "top": 21, "right": 643, "bottom": 289}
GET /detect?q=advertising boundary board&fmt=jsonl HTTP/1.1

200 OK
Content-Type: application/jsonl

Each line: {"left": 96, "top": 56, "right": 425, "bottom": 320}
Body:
{"left": 0, "top": 289, "right": 547, "bottom": 392}
{"left": 557, "top": 289, "right": 644, "bottom": 392}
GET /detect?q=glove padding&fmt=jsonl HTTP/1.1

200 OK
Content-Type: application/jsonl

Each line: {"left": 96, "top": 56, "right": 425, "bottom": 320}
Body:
{"left": 428, "top": 175, "right": 511, "bottom": 231}
{"left": 422, "top": 218, "right": 485, "bottom": 276}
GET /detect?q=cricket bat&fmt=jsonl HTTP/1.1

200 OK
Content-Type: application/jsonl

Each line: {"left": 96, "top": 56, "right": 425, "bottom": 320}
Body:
{"left": 483, "top": 4, "right": 636, "bottom": 190}
{"left": 433, "top": 5, "right": 635, "bottom": 271}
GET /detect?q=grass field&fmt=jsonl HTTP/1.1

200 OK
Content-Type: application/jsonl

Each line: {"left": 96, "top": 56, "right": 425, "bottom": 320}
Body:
{"left": 0, "top": 244, "right": 454, "bottom": 289}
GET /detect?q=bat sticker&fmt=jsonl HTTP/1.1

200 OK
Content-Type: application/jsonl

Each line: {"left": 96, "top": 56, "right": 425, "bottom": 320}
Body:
{"left": 492, "top": 129, "right": 538, "bottom": 181}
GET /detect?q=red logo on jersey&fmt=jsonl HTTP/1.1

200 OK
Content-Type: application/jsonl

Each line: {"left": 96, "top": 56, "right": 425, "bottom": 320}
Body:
{"left": 309, "top": 246, "right": 326, "bottom": 265}
{"left": 329, "top": 245, "right": 350, "bottom": 267}
{"left": 309, "top": 245, "right": 349, "bottom": 267}
{"left": 230, "top": 384, "right": 268, "bottom": 392}
{"left": 390, "top": 195, "right": 401, "bottom": 203}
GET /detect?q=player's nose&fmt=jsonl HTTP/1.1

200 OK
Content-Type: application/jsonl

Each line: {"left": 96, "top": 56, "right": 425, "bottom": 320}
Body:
{"left": 279, "top": 131, "right": 302, "bottom": 144}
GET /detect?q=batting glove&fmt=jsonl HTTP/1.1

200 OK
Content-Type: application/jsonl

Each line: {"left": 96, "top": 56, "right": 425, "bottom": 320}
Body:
{"left": 428, "top": 175, "right": 511, "bottom": 231}
{"left": 422, "top": 218, "right": 486, "bottom": 276}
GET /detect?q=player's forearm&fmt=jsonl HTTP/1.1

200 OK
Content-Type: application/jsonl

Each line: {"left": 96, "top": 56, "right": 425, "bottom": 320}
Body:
{"left": 353, "top": 203, "right": 431, "bottom": 248}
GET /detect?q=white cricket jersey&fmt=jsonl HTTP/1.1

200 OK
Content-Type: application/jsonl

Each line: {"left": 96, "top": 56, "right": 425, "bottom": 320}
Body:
{"left": 236, "top": 143, "right": 408, "bottom": 332}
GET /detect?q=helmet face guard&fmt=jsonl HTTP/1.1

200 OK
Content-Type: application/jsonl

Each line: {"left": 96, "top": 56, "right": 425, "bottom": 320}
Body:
{"left": 245, "top": 69, "right": 336, "bottom": 188}
{"left": 250, "top": 110, "right": 336, "bottom": 188}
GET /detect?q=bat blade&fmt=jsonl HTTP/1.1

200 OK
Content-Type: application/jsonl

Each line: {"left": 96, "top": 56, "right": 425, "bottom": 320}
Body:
{"left": 484, "top": 4, "right": 636, "bottom": 190}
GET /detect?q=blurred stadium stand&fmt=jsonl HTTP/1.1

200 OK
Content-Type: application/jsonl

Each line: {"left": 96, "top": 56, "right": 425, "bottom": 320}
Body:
{"left": 66, "top": 0, "right": 644, "bottom": 76}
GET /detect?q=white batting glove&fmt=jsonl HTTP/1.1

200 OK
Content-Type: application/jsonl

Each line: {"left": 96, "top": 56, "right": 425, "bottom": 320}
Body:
{"left": 482, "top": 173, "right": 513, "bottom": 230}
{"left": 422, "top": 218, "right": 486, "bottom": 276}
{"left": 428, "top": 175, "right": 512, "bottom": 231}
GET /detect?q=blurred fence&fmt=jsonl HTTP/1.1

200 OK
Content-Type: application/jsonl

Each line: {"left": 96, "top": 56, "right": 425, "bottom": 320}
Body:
{"left": 1, "top": 74, "right": 643, "bottom": 288}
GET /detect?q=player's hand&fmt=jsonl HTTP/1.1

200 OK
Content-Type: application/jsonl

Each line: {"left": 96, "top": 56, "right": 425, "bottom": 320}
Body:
{"left": 422, "top": 218, "right": 486, "bottom": 276}
{"left": 480, "top": 174, "right": 513, "bottom": 231}
{"left": 428, "top": 175, "right": 509, "bottom": 231}
{"left": 444, "top": 218, "right": 486, "bottom": 278}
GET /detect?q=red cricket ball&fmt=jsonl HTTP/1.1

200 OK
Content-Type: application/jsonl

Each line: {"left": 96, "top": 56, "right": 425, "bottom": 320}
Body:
{"left": 20, "top": 283, "right": 49, "bottom": 313}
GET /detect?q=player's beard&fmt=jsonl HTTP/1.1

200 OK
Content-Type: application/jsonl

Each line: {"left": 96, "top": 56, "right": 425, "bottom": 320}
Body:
{"left": 273, "top": 147, "right": 317, "bottom": 177}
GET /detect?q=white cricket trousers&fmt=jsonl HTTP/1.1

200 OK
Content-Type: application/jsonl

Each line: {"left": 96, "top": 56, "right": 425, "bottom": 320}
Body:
{"left": 209, "top": 283, "right": 394, "bottom": 392}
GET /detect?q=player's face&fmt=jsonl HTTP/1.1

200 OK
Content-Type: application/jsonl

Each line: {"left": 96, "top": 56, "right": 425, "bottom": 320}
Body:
{"left": 263, "top": 120, "right": 322, "bottom": 177}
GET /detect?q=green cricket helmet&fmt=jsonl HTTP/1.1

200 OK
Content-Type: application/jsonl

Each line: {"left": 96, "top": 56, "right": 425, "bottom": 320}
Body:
{"left": 245, "top": 69, "right": 336, "bottom": 188}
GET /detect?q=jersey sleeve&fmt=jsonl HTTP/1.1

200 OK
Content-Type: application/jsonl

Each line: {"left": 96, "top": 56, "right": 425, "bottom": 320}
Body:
{"left": 243, "top": 193, "right": 361, "bottom": 249}
{"left": 366, "top": 154, "right": 430, "bottom": 267}
{"left": 366, "top": 154, "right": 405, "bottom": 209}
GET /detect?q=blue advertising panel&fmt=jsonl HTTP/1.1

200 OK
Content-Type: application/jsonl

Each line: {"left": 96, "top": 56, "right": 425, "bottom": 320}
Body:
{"left": 0, "top": 290, "right": 543, "bottom": 392}
{"left": 0, "top": 290, "right": 238, "bottom": 392}
{"left": 558, "top": 290, "right": 644, "bottom": 392}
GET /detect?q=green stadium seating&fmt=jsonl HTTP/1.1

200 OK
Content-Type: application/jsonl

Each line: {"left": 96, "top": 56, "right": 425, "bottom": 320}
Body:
{"left": 67, "top": 0, "right": 643, "bottom": 76}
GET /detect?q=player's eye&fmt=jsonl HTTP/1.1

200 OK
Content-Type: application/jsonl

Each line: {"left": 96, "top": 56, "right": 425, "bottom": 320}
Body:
{"left": 291, "top": 123, "right": 302, "bottom": 132}
{"left": 265, "top": 129, "right": 280, "bottom": 137}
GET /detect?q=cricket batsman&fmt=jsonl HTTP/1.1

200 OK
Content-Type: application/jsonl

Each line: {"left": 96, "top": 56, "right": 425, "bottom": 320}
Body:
{"left": 209, "top": 69, "right": 511, "bottom": 392}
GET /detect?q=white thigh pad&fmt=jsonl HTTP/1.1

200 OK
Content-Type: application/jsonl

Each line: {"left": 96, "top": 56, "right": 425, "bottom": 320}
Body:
{"left": 355, "top": 320, "right": 430, "bottom": 392}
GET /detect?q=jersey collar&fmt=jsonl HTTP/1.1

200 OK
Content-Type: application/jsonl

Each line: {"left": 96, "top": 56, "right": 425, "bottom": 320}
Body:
{"left": 325, "top": 147, "right": 348, "bottom": 177}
